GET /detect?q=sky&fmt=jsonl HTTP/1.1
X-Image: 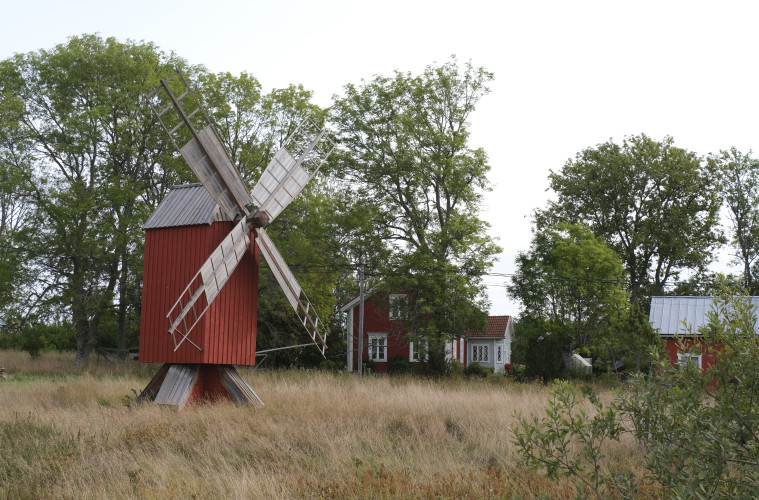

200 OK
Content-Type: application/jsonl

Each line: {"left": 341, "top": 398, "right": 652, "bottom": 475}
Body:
{"left": 2, "top": 0, "right": 758, "bottom": 315}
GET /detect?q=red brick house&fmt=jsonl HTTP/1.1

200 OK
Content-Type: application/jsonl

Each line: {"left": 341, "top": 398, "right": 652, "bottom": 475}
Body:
{"left": 341, "top": 292, "right": 512, "bottom": 373}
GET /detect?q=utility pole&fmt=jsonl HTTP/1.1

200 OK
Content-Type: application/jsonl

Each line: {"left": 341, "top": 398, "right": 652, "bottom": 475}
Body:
{"left": 357, "top": 255, "right": 365, "bottom": 377}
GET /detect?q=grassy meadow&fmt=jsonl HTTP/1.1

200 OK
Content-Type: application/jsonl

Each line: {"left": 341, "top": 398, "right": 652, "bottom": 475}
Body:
{"left": 0, "top": 350, "right": 645, "bottom": 499}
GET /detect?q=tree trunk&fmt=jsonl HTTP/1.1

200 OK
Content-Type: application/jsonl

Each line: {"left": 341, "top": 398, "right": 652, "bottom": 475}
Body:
{"left": 73, "top": 307, "right": 91, "bottom": 365}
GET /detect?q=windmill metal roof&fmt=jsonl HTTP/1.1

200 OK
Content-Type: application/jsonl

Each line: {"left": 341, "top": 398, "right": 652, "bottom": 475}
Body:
{"left": 143, "top": 184, "right": 232, "bottom": 229}
{"left": 649, "top": 296, "right": 759, "bottom": 336}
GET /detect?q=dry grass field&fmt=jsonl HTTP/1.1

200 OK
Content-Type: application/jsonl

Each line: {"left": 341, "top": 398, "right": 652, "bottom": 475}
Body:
{"left": 0, "top": 350, "right": 645, "bottom": 499}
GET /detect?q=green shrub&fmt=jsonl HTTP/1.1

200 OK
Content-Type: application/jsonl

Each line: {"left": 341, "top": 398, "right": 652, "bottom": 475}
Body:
{"left": 512, "top": 381, "right": 625, "bottom": 500}
{"left": 387, "top": 354, "right": 412, "bottom": 375}
{"left": 524, "top": 332, "right": 564, "bottom": 382}
{"left": 511, "top": 364, "right": 527, "bottom": 382}
{"left": 449, "top": 359, "right": 464, "bottom": 377}
{"left": 319, "top": 359, "right": 341, "bottom": 372}
{"left": 464, "top": 361, "right": 492, "bottom": 378}
{"left": 18, "top": 324, "right": 76, "bottom": 357}
{"left": 512, "top": 291, "right": 759, "bottom": 499}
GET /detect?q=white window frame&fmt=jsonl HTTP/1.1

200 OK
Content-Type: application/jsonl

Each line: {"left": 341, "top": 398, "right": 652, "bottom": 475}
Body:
{"left": 389, "top": 294, "right": 408, "bottom": 320}
{"left": 471, "top": 343, "right": 489, "bottom": 363}
{"left": 368, "top": 333, "right": 388, "bottom": 362}
{"left": 445, "top": 339, "right": 454, "bottom": 361}
{"left": 409, "top": 339, "right": 427, "bottom": 362}
{"left": 496, "top": 344, "right": 503, "bottom": 364}
{"left": 677, "top": 352, "right": 702, "bottom": 369}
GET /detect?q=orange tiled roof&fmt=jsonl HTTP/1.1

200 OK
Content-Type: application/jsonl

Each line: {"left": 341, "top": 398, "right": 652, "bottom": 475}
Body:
{"left": 466, "top": 315, "right": 511, "bottom": 338}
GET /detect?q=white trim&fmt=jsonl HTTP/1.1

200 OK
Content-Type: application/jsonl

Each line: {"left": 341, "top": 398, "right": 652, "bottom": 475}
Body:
{"left": 470, "top": 342, "right": 490, "bottom": 363}
{"left": 368, "top": 332, "right": 388, "bottom": 362}
{"left": 346, "top": 306, "right": 354, "bottom": 372}
{"left": 409, "top": 338, "right": 429, "bottom": 362}
{"left": 448, "top": 339, "right": 457, "bottom": 361}
{"left": 677, "top": 352, "right": 702, "bottom": 369}
{"left": 339, "top": 288, "right": 376, "bottom": 312}
{"left": 389, "top": 294, "right": 408, "bottom": 320}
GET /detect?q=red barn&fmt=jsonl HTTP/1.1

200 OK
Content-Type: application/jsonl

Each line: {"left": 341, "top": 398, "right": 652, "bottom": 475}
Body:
{"left": 649, "top": 296, "right": 759, "bottom": 371}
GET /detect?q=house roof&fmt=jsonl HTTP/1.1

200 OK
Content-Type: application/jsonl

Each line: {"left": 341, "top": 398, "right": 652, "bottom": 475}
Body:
{"left": 339, "top": 288, "right": 377, "bottom": 312}
{"left": 143, "top": 184, "right": 231, "bottom": 229}
{"left": 466, "top": 315, "right": 512, "bottom": 339}
{"left": 649, "top": 296, "right": 759, "bottom": 336}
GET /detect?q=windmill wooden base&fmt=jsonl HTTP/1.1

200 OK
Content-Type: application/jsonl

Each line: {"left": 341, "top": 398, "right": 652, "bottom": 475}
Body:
{"left": 139, "top": 364, "right": 264, "bottom": 409}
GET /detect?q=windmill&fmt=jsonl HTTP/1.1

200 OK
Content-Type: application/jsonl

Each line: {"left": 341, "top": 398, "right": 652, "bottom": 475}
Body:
{"left": 138, "top": 70, "right": 334, "bottom": 408}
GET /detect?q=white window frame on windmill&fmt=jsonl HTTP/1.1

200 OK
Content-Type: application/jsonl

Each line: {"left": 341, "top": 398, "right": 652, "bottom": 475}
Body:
{"left": 368, "top": 332, "right": 388, "bottom": 362}
{"left": 389, "top": 294, "right": 408, "bottom": 320}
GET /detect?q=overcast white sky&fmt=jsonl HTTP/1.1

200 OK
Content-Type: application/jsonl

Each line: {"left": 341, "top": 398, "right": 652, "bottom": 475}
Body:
{"left": 2, "top": 0, "right": 758, "bottom": 315}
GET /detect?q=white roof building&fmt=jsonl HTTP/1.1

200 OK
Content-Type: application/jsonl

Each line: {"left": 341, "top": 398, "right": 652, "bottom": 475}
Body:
{"left": 649, "top": 296, "right": 759, "bottom": 336}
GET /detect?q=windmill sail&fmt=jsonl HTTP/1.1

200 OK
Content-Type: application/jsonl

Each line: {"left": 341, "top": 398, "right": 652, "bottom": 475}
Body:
{"left": 179, "top": 125, "right": 253, "bottom": 220}
{"left": 256, "top": 228, "right": 328, "bottom": 354}
{"left": 250, "top": 147, "right": 310, "bottom": 222}
{"left": 250, "top": 117, "right": 335, "bottom": 223}
{"left": 147, "top": 71, "right": 333, "bottom": 358}
{"left": 147, "top": 70, "right": 252, "bottom": 220}
{"left": 166, "top": 218, "right": 251, "bottom": 351}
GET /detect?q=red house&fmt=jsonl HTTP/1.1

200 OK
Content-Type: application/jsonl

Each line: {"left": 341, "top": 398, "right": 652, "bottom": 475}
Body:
{"left": 648, "top": 296, "right": 759, "bottom": 371}
{"left": 341, "top": 292, "right": 512, "bottom": 373}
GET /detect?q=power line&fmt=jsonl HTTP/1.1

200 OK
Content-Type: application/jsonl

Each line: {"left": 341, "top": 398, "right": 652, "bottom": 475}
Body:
{"left": 261, "top": 263, "right": 737, "bottom": 291}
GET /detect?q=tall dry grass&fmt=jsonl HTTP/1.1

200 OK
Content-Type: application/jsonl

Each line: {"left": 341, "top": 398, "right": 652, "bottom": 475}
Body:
{"left": 0, "top": 350, "right": 645, "bottom": 499}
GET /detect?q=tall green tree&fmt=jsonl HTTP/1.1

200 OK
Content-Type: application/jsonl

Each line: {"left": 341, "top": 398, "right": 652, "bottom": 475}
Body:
{"left": 508, "top": 223, "right": 629, "bottom": 369}
{"left": 331, "top": 58, "right": 501, "bottom": 369}
{"left": 710, "top": 147, "right": 759, "bottom": 293}
{"left": 193, "top": 71, "right": 344, "bottom": 366}
{"left": 2, "top": 35, "right": 183, "bottom": 362}
{"left": 0, "top": 71, "right": 35, "bottom": 323}
{"left": 539, "top": 134, "right": 723, "bottom": 303}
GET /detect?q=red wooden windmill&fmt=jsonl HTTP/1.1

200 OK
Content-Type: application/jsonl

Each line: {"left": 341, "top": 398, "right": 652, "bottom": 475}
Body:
{"left": 138, "top": 70, "right": 333, "bottom": 408}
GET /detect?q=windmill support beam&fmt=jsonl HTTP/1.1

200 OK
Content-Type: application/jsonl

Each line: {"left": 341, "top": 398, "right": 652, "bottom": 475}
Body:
{"left": 138, "top": 363, "right": 264, "bottom": 409}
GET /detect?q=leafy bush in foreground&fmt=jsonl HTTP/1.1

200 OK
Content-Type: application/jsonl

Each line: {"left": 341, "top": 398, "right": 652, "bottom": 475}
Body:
{"left": 513, "top": 292, "right": 759, "bottom": 499}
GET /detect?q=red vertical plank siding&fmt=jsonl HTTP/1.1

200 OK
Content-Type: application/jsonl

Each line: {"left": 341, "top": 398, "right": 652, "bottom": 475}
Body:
{"left": 664, "top": 337, "right": 721, "bottom": 372}
{"left": 348, "top": 294, "right": 398, "bottom": 373}
{"left": 140, "top": 221, "right": 258, "bottom": 366}
{"left": 138, "top": 231, "right": 154, "bottom": 360}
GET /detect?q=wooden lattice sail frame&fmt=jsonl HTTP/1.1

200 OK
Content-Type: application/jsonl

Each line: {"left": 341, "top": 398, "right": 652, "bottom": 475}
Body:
{"left": 139, "top": 70, "right": 334, "bottom": 408}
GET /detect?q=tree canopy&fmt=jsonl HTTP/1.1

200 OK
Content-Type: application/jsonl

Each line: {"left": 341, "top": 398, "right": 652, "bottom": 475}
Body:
{"left": 508, "top": 222, "right": 629, "bottom": 371}
{"left": 538, "top": 134, "right": 724, "bottom": 303}
{"left": 0, "top": 35, "right": 185, "bottom": 362}
{"left": 331, "top": 58, "right": 501, "bottom": 368}
{"left": 710, "top": 147, "right": 759, "bottom": 293}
